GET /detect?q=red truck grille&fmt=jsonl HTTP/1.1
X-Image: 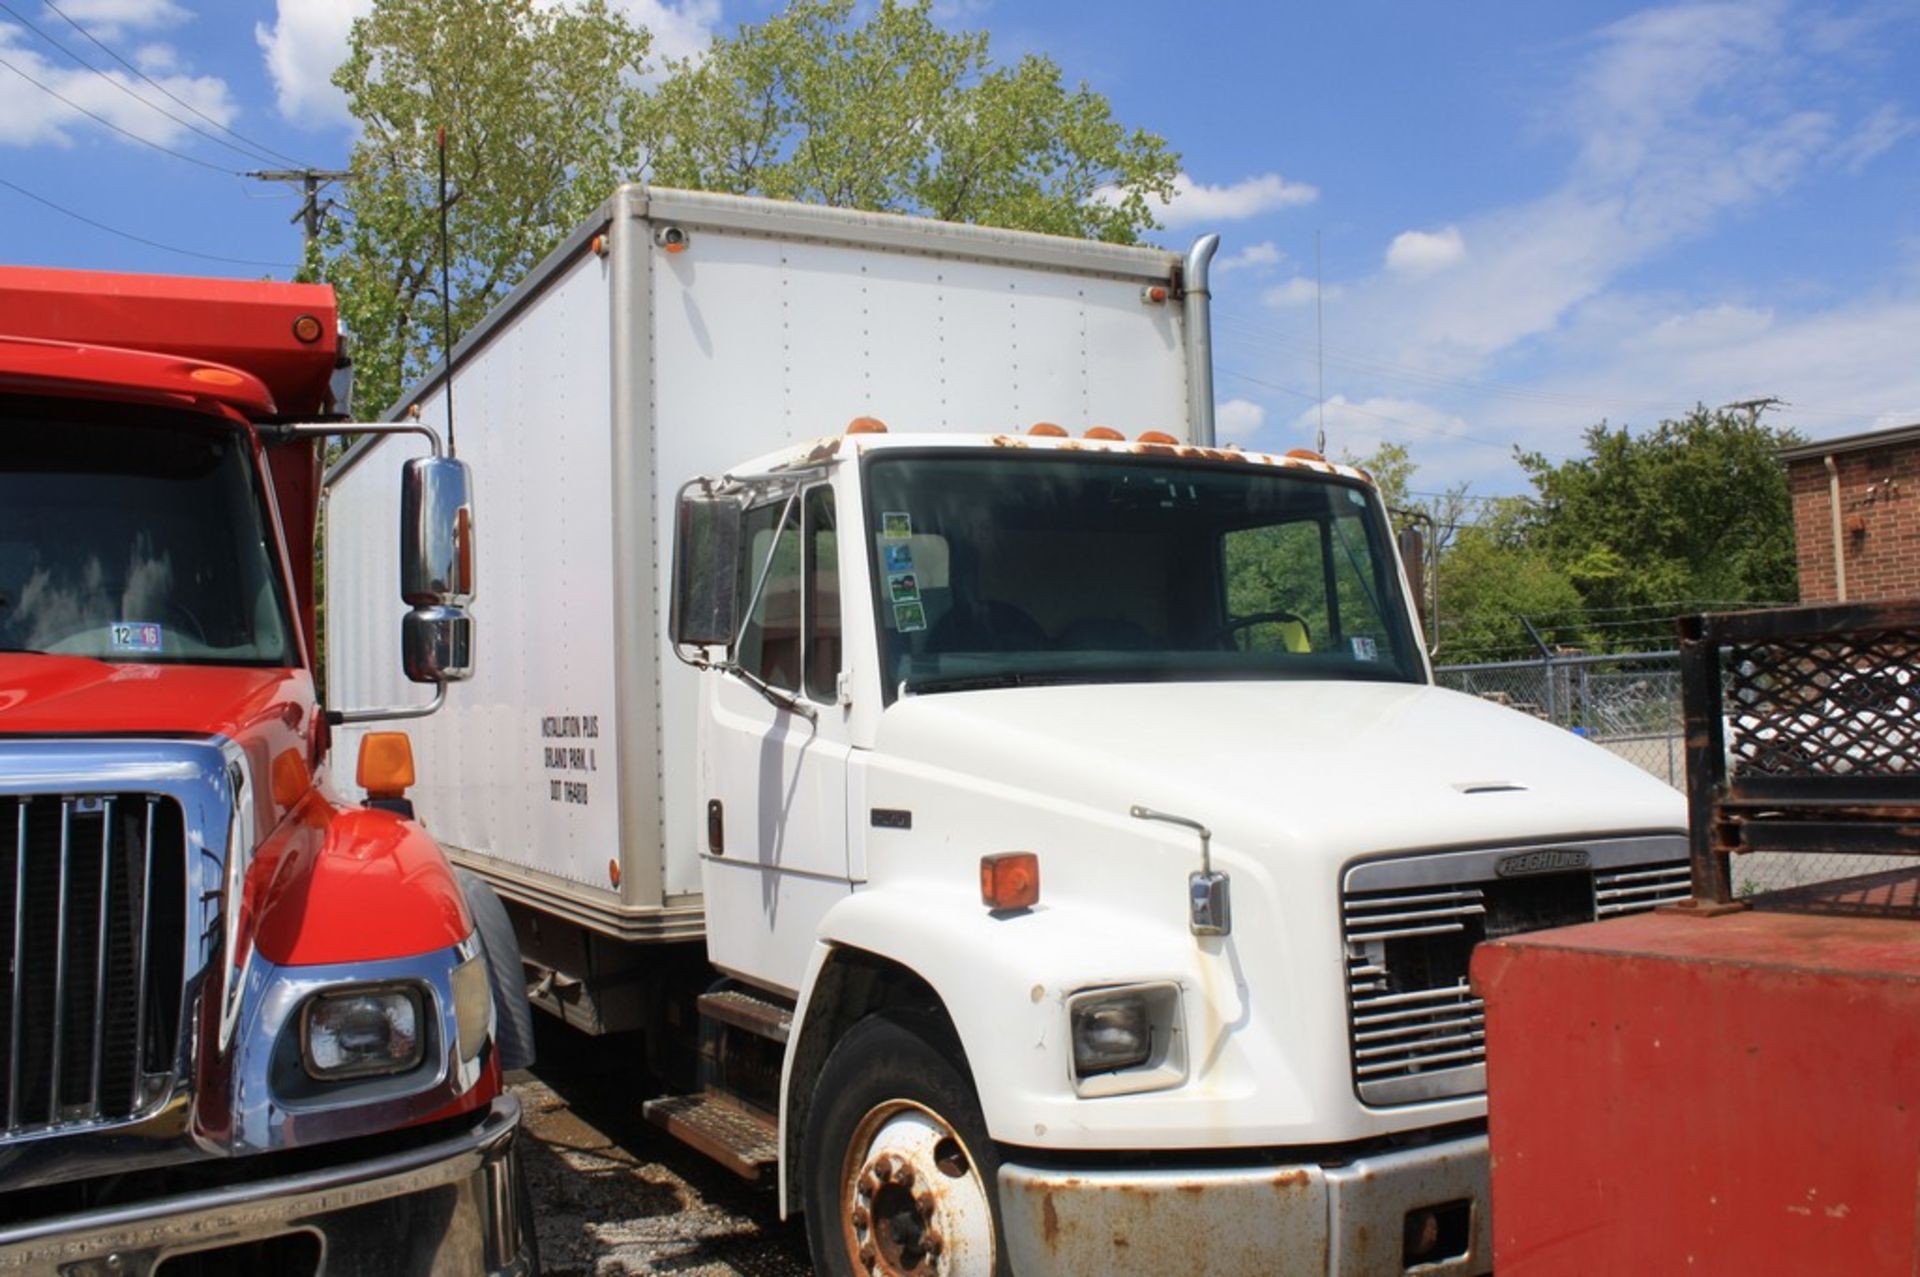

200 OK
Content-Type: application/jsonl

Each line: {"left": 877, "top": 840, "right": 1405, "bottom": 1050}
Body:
{"left": 0, "top": 793, "right": 185, "bottom": 1135}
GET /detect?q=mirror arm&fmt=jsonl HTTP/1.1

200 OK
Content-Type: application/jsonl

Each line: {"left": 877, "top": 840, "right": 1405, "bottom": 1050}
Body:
{"left": 733, "top": 483, "right": 802, "bottom": 649}
{"left": 276, "top": 420, "right": 445, "bottom": 460}
{"left": 326, "top": 681, "right": 446, "bottom": 727}
{"left": 727, "top": 664, "right": 818, "bottom": 721}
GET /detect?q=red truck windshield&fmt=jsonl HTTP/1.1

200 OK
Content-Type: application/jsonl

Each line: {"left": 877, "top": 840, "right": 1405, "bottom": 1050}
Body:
{"left": 0, "top": 400, "right": 296, "bottom": 666}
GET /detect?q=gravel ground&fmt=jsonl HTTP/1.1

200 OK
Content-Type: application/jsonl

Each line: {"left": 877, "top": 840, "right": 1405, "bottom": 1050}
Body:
{"left": 511, "top": 1023, "right": 813, "bottom": 1277}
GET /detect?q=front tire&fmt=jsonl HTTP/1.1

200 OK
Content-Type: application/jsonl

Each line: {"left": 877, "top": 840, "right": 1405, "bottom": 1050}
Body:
{"left": 802, "top": 1013, "right": 1007, "bottom": 1277}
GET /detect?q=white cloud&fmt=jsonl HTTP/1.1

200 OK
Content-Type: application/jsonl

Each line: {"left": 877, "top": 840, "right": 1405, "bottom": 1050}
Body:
{"left": 255, "top": 0, "right": 370, "bottom": 127}
{"left": 1215, "top": 241, "right": 1282, "bottom": 274}
{"left": 0, "top": 22, "right": 234, "bottom": 149}
{"left": 1215, "top": 397, "right": 1266, "bottom": 441}
{"left": 47, "top": 0, "right": 187, "bottom": 38}
{"left": 257, "top": 0, "right": 722, "bottom": 129}
{"left": 1386, "top": 226, "right": 1465, "bottom": 276}
{"left": 1260, "top": 276, "right": 1340, "bottom": 309}
{"left": 1835, "top": 103, "right": 1918, "bottom": 174}
{"left": 1152, "top": 172, "right": 1318, "bottom": 227}
{"left": 615, "top": 0, "right": 722, "bottom": 65}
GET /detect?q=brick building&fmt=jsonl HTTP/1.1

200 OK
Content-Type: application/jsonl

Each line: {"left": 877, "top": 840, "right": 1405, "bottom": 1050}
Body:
{"left": 1779, "top": 424, "right": 1920, "bottom": 603}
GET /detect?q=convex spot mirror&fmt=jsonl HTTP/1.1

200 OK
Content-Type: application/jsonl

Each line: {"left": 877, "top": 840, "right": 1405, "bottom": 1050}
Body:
{"left": 670, "top": 491, "right": 743, "bottom": 650}
{"left": 400, "top": 456, "right": 476, "bottom": 683}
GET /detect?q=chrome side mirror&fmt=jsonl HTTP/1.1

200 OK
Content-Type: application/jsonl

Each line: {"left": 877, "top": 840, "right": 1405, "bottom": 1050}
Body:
{"left": 670, "top": 488, "right": 742, "bottom": 649}
{"left": 400, "top": 456, "right": 476, "bottom": 683}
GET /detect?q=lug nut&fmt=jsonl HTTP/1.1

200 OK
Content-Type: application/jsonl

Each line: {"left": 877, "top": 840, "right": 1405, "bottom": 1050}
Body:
{"left": 851, "top": 1204, "right": 870, "bottom": 1230}
{"left": 858, "top": 1241, "right": 878, "bottom": 1270}
{"left": 924, "top": 1226, "right": 945, "bottom": 1254}
{"left": 914, "top": 1189, "right": 936, "bottom": 1215}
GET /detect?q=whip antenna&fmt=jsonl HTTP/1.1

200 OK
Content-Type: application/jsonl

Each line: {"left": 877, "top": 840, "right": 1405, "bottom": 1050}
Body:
{"left": 437, "top": 126, "right": 456, "bottom": 455}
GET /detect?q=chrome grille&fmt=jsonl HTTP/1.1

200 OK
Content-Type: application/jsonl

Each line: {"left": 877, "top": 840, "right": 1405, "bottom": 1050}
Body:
{"left": 1342, "top": 839, "right": 1690, "bottom": 1105}
{"left": 0, "top": 793, "right": 185, "bottom": 1135}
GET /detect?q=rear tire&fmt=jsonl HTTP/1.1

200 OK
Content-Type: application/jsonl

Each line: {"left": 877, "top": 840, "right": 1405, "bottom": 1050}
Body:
{"left": 802, "top": 1013, "right": 1008, "bottom": 1277}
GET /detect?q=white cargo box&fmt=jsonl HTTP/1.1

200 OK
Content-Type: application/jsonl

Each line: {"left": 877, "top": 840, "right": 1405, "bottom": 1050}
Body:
{"left": 325, "top": 186, "right": 1196, "bottom": 939}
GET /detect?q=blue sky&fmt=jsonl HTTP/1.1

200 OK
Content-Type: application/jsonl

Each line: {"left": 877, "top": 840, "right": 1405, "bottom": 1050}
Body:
{"left": 3, "top": 0, "right": 1915, "bottom": 495}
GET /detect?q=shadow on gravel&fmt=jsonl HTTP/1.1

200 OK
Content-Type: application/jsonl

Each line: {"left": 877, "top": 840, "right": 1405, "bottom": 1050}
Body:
{"left": 516, "top": 1017, "right": 813, "bottom": 1277}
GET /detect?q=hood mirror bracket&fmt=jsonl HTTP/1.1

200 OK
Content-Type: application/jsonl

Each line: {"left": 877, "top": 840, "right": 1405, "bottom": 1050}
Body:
{"left": 1130, "top": 804, "right": 1231, "bottom": 937}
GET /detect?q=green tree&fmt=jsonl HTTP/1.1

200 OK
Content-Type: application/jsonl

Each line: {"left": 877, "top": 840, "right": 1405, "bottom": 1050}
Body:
{"left": 1435, "top": 509, "right": 1589, "bottom": 662}
{"left": 328, "top": 0, "right": 652, "bottom": 415}
{"left": 643, "top": 0, "right": 1178, "bottom": 242}
{"left": 324, "top": 0, "right": 1179, "bottom": 416}
{"left": 1516, "top": 406, "right": 1803, "bottom": 615}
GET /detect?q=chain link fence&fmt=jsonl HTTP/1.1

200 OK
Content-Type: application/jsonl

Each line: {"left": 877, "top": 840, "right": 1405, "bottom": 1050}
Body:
{"left": 1436, "top": 650, "right": 1914, "bottom": 896}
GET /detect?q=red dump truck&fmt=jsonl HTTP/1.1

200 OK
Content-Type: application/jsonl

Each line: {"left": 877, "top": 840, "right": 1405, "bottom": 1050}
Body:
{"left": 1475, "top": 600, "right": 1920, "bottom": 1275}
{"left": 0, "top": 267, "right": 536, "bottom": 1274}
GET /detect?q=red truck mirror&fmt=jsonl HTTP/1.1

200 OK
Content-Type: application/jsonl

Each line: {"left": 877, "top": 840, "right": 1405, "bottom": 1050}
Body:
{"left": 400, "top": 456, "right": 476, "bottom": 684}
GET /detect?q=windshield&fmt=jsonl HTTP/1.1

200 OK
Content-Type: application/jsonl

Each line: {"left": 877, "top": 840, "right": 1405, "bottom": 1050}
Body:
{"left": 866, "top": 450, "right": 1423, "bottom": 699}
{"left": 0, "top": 400, "right": 296, "bottom": 666}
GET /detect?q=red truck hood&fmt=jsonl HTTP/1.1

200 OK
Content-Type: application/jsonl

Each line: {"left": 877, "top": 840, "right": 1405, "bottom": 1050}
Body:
{"left": 0, "top": 653, "right": 310, "bottom": 739}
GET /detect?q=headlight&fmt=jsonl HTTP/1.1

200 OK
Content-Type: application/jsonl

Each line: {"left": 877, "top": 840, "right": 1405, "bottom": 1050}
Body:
{"left": 1072, "top": 995, "right": 1151, "bottom": 1073}
{"left": 302, "top": 986, "right": 426, "bottom": 1080}
{"left": 1066, "top": 982, "right": 1186, "bottom": 1098}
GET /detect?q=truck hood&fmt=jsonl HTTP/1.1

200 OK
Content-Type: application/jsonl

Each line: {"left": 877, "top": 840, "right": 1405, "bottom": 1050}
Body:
{"left": 874, "top": 679, "right": 1684, "bottom": 860}
{"left": 0, "top": 652, "right": 309, "bottom": 740}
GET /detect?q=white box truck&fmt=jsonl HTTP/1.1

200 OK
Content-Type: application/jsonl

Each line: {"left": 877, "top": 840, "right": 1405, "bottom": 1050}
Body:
{"left": 326, "top": 185, "right": 1689, "bottom": 1276}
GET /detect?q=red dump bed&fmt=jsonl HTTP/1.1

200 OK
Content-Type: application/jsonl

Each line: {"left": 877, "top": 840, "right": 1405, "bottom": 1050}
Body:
{"left": 1473, "top": 894, "right": 1920, "bottom": 1276}
{"left": 0, "top": 265, "right": 337, "bottom": 417}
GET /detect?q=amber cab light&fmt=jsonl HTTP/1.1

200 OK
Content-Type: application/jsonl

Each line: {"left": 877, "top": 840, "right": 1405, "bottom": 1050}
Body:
{"left": 1084, "top": 426, "right": 1125, "bottom": 441}
{"left": 981, "top": 852, "right": 1040, "bottom": 911}
{"left": 1028, "top": 422, "right": 1068, "bottom": 437}
{"left": 1137, "top": 430, "right": 1179, "bottom": 444}
{"left": 1285, "top": 448, "right": 1326, "bottom": 462}
{"left": 847, "top": 416, "right": 889, "bottom": 434}
{"left": 357, "top": 731, "right": 416, "bottom": 800}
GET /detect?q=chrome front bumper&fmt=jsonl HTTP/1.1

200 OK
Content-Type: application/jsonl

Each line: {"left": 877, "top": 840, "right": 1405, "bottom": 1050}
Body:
{"left": 0, "top": 1096, "right": 533, "bottom": 1276}
{"left": 998, "top": 1130, "right": 1491, "bottom": 1276}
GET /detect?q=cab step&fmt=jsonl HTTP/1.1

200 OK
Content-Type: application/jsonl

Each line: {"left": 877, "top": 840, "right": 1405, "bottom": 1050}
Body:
{"left": 642, "top": 1093, "right": 779, "bottom": 1182}
{"left": 696, "top": 986, "right": 793, "bottom": 1044}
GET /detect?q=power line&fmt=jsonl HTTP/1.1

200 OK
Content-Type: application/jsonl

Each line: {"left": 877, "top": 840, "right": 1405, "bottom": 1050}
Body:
{"left": 35, "top": 0, "right": 310, "bottom": 169}
{"left": 0, "top": 175, "right": 298, "bottom": 270}
{"left": 0, "top": 0, "right": 285, "bottom": 168}
{"left": 247, "top": 168, "right": 352, "bottom": 258}
{"left": 0, "top": 50, "right": 239, "bottom": 173}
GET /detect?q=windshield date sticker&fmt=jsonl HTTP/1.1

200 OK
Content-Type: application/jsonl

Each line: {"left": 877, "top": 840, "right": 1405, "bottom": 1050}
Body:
{"left": 881, "top": 511, "right": 913, "bottom": 539}
{"left": 894, "top": 601, "right": 927, "bottom": 632}
{"left": 883, "top": 541, "right": 914, "bottom": 572}
{"left": 888, "top": 572, "right": 921, "bottom": 604}
{"left": 111, "top": 622, "right": 163, "bottom": 653}
{"left": 1350, "top": 635, "right": 1378, "bottom": 662}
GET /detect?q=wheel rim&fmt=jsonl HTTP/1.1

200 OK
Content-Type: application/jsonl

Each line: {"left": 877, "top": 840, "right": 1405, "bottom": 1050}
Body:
{"left": 837, "top": 1099, "right": 994, "bottom": 1276}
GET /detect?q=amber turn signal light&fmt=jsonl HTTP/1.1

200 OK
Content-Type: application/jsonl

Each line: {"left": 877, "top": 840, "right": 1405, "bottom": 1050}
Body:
{"left": 981, "top": 852, "right": 1040, "bottom": 911}
{"left": 357, "top": 731, "right": 416, "bottom": 800}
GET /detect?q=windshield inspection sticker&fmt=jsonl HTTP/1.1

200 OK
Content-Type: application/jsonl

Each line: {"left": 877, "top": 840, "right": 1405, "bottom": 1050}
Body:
{"left": 883, "top": 541, "right": 914, "bottom": 572}
{"left": 888, "top": 572, "right": 921, "bottom": 604}
{"left": 1350, "top": 635, "right": 1378, "bottom": 662}
{"left": 894, "top": 601, "right": 927, "bottom": 632}
{"left": 881, "top": 511, "right": 913, "bottom": 539}
{"left": 110, "top": 622, "right": 163, "bottom": 654}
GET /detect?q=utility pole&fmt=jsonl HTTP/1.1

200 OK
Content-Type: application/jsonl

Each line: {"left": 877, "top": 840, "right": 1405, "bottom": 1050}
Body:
{"left": 247, "top": 168, "right": 351, "bottom": 257}
{"left": 1722, "top": 396, "right": 1786, "bottom": 427}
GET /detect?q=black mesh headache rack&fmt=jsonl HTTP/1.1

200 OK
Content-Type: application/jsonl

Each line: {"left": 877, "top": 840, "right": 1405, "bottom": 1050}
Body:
{"left": 1675, "top": 599, "right": 1920, "bottom": 913}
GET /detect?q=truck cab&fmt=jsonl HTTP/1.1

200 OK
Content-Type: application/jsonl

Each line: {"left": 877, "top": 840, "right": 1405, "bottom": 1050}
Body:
{"left": 672, "top": 425, "right": 1689, "bottom": 1275}
{"left": 0, "top": 267, "right": 533, "bottom": 1275}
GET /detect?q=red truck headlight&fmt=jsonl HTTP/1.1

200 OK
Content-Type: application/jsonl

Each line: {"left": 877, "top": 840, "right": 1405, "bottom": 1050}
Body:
{"left": 301, "top": 986, "right": 426, "bottom": 1080}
